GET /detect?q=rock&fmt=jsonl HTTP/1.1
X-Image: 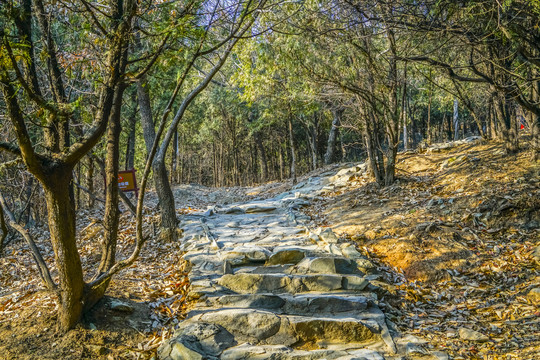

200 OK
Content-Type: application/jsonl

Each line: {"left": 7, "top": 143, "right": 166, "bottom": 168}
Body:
{"left": 170, "top": 342, "right": 205, "bottom": 360}
{"left": 294, "top": 257, "right": 360, "bottom": 275}
{"left": 340, "top": 244, "right": 363, "bottom": 259}
{"left": 292, "top": 317, "right": 377, "bottom": 344}
{"left": 176, "top": 323, "right": 236, "bottom": 357}
{"left": 325, "top": 244, "right": 343, "bottom": 256}
{"left": 218, "top": 273, "right": 290, "bottom": 293}
{"left": 406, "top": 342, "right": 430, "bottom": 356}
{"left": 458, "top": 327, "right": 489, "bottom": 342}
{"left": 222, "top": 206, "right": 245, "bottom": 214}
{"left": 222, "top": 260, "right": 233, "bottom": 274}
{"left": 302, "top": 275, "right": 343, "bottom": 291}
{"left": 354, "top": 258, "right": 376, "bottom": 273}
{"left": 305, "top": 295, "right": 368, "bottom": 313}
{"left": 217, "top": 294, "right": 285, "bottom": 310}
{"left": 343, "top": 276, "right": 369, "bottom": 291}
{"left": 346, "top": 349, "right": 384, "bottom": 360}
{"left": 109, "top": 299, "right": 134, "bottom": 313}
{"left": 244, "top": 204, "right": 277, "bottom": 213}
{"left": 526, "top": 287, "right": 540, "bottom": 305}
{"left": 221, "top": 246, "right": 271, "bottom": 265}
{"left": 318, "top": 228, "right": 339, "bottom": 244}
{"left": 221, "top": 344, "right": 291, "bottom": 360}
{"left": 431, "top": 351, "right": 449, "bottom": 360}
{"left": 267, "top": 249, "right": 306, "bottom": 265}
{"left": 198, "top": 309, "right": 281, "bottom": 342}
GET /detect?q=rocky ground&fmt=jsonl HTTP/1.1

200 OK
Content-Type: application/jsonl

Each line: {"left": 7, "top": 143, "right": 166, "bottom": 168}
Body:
{"left": 0, "top": 137, "right": 538, "bottom": 359}
{"left": 159, "top": 187, "right": 416, "bottom": 359}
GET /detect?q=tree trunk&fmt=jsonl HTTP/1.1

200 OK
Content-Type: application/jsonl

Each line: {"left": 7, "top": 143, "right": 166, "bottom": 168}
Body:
{"left": 137, "top": 79, "right": 177, "bottom": 241}
{"left": 153, "top": 158, "right": 177, "bottom": 241}
{"left": 86, "top": 156, "right": 95, "bottom": 208}
{"left": 172, "top": 130, "right": 178, "bottom": 184}
{"left": 310, "top": 119, "right": 318, "bottom": 170}
{"left": 427, "top": 69, "right": 432, "bottom": 144}
{"left": 0, "top": 201, "right": 8, "bottom": 254}
{"left": 43, "top": 173, "right": 85, "bottom": 332}
{"left": 125, "top": 92, "right": 137, "bottom": 170}
{"left": 288, "top": 118, "right": 297, "bottom": 184}
{"left": 324, "top": 108, "right": 342, "bottom": 165}
{"left": 453, "top": 99, "right": 459, "bottom": 141}
{"left": 385, "top": 140, "right": 398, "bottom": 186}
{"left": 98, "top": 83, "right": 125, "bottom": 275}
{"left": 494, "top": 91, "right": 519, "bottom": 154}
{"left": 279, "top": 144, "right": 285, "bottom": 181}
{"left": 255, "top": 133, "right": 268, "bottom": 182}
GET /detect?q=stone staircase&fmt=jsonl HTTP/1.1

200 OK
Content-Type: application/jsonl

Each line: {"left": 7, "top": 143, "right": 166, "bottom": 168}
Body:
{"left": 158, "top": 178, "right": 448, "bottom": 360}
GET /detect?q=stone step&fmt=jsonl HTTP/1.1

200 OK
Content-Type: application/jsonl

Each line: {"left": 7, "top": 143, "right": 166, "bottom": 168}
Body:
{"left": 289, "top": 256, "right": 365, "bottom": 275}
{"left": 217, "top": 273, "right": 370, "bottom": 294}
{"left": 184, "top": 308, "right": 383, "bottom": 347}
{"left": 203, "top": 293, "right": 372, "bottom": 316}
{"left": 220, "top": 343, "right": 384, "bottom": 360}
{"left": 221, "top": 343, "right": 350, "bottom": 360}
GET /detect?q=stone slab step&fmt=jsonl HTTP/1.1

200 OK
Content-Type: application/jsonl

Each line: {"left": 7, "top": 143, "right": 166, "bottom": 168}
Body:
{"left": 184, "top": 308, "right": 382, "bottom": 346}
{"left": 200, "top": 293, "right": 372, "bottom": 315}
{"left": 217, "top": 273, "right": 370, "bottom": 294}
{"left": 289, "top": 256, "right": 365, "bottom": 275}
{"left": 221, "top": 343, "right": 357, "bottom": 360}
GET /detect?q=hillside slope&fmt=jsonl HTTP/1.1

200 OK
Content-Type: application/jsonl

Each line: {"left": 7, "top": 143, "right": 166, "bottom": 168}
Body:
{"left": 303, "top": 138, "right": 539, "bottom": 359}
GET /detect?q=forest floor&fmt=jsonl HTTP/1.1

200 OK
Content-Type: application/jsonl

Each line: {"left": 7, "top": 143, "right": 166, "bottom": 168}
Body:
{"left": 0, "top": 138, "right": 538, "bottom": 359}
{"left": 304, "top": 139, "right": 540, "bottom": 359}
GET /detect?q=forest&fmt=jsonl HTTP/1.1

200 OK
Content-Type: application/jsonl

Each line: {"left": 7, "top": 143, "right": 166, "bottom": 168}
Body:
{"left": 0, "top": 0, "right": 539, "bottom": 359}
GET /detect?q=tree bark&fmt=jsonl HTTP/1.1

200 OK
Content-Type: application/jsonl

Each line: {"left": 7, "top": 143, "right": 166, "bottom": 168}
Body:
{"left": 494, "top": 91, "right": 519, "bottom": 154}
{"left": 0, "top": 200, "right": 8, "bottom": 254}
{"left": 137, "top": 79, "right": 177, "bottom": 241}
{"left": 44, "top": 172, "right": 85, "bottom": 331}
{"left": 125, "top": 92, "right": 138, "bottom": 170}
{"left": 453, "top": 99, "right": 459, "bottom": 140}
{"left": 255, "top": 133, "right": 268, "bottom": 182}
{"left": 288, "top": 118, "right": 297, "bottom": 184}
{"left": 98, "top": 83, "right": 125, "bottom": 275}
{"left": 324, "top": 108, "right": 343, "bottom": 165}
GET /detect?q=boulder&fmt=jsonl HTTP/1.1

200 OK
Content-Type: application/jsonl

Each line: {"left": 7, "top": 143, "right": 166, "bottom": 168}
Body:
{"left": 109, "top": 299, "right": 134, "bottom": 313}
{"left": 198, "top": 309, "right": 282, "bottom": 342}
{"left": 318, "top": 228, "right": 339, "bottom": 244}
{"left": 158, "top": 323, "right": 236, "bottom": 360}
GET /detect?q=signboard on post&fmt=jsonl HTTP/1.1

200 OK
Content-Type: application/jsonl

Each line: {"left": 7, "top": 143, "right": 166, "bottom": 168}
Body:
{"left": 118, "top": 169, "right": 139, "bottom": 197}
